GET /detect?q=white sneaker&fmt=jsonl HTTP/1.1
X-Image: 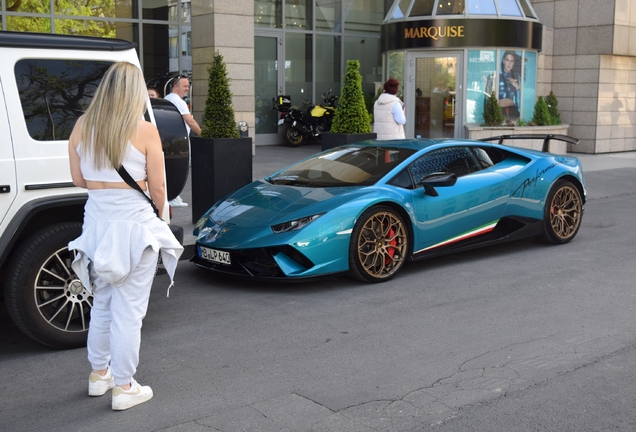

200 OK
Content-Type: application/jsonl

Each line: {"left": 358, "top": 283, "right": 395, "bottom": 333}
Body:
{"left": 112, "top": 379, "right": 153, "bottom": 411}
{"left": 88, "top": 367, "right": 115, "bottom": 396}
{"left": 169, "top": 195, "right": 188, "bottom": 207}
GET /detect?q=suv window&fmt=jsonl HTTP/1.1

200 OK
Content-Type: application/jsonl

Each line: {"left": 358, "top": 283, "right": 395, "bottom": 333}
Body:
{"left": 15, "top": 59, "right": 112, "bottom": 141}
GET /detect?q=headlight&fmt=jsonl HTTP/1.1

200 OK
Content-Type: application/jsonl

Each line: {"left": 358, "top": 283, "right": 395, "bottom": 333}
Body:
{"left": 271, "top": 213, "right": 324, "bottom": 234}
{"left": 193, "top": 214, "right": 212, "bottom": 236}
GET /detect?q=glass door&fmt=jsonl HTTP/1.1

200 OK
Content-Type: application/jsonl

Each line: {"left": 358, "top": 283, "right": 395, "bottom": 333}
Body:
{"left": 405, "top": 52, "right": 462, "bottom": 139}
{"left": 255, "top": 33, "right": 283, "bottom": 145}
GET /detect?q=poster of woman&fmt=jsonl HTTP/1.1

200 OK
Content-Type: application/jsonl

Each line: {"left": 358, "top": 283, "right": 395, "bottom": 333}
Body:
{"left": 498, "top": 50, "right": 521, "bottom": 121}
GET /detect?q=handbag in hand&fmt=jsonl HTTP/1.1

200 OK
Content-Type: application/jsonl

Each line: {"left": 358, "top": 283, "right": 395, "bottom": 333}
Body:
{"left": 116, "top": 166, "right": 160, "bottom": 217}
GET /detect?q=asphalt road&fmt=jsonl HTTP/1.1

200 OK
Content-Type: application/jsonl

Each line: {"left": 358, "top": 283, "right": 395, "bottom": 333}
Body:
{"left": 1, "top": 146, "right": 635, "bottom": 432}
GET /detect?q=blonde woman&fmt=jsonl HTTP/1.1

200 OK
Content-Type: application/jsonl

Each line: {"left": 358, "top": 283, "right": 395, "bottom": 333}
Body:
{"left": 68, "top": 61, "right": 183, "bottom": 411}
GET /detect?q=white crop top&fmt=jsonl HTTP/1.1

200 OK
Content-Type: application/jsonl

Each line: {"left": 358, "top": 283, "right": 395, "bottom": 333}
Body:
{"left": 78, "top": 142, "right": 147, "bottom": 182}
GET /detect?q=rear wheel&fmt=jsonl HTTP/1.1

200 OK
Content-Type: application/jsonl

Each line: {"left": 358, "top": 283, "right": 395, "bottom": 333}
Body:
{"left": 349, "top": 206, "right": 408, "bottom": 283}
{"left": 540, "top": 180, "right": 583, "bottom": 244}
{"left": 4, "top": 222, "right": 90, "bottom": 348}
{"left": 285, "top": 126, "right": 304, "bottom": 147}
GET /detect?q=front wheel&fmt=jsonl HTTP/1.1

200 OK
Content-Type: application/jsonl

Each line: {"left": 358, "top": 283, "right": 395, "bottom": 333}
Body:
{"left": 349, "top": 206, "right": 409, "bottom": 283}
{"left": 4, "top": 222, "right": 91, "bottom": 349}
{"left": 285, "top": 126, "right": 305, "bottom": 147}
{"left": 539, "top": 180, "right": 583, "bottom": 244}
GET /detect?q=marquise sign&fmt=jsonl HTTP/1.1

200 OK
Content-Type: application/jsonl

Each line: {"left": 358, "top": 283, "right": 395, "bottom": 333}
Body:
{"left": 381, "top": 19, "right": 542, "bottom": 51}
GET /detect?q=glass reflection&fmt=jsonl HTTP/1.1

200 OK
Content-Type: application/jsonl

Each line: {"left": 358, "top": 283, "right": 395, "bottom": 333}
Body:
{"left": 437, "top": 0, "right": 465, "bottom": 15}
{"left": 142, "top": 0, "right": 177, "bottom": 21}
{"left": 409, "top": 0, "right": 435, "bottom": 16}
{"left": 255, "top": 0, "right": 283, "bottom": 28}
{"left": 344, "top": 0, "right": 384, "bottom": 33}
{"left": 55, "top": 19, "right": 116, "bottom": 37}
{"left": 7, "top": 16, "right": 52, "bottom": 33}
{"left": 467, "top": 0, "right": 496, "bottom": 15}
{"left": 317, "top": 0, "right": 342, "bottom": 32}
{"left": 285, "top": 0, "right": 312, "bottom": 30}
{"left": 498, "top": 0, "right": 521, "bottom": 16}
{"left": 6, "top": 0, "right": 50, "bottom": 13}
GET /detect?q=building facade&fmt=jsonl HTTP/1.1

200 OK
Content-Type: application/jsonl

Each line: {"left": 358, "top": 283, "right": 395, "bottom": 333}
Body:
{"left": 2, "top": 0, "right": 635, "bottom": 154}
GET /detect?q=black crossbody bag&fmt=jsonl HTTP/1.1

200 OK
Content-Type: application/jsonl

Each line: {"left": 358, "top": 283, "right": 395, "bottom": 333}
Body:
{"left": 116, "top": 166, "right": 160, "bottom": 217}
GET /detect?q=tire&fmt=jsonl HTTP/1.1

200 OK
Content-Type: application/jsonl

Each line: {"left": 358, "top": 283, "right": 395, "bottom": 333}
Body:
{"left": 285, "top": 126, "right": 305, "bottom": 147}
{"left": 349, "top": 206, "right": 409, "bottom": 283}
{"left": 4, "top": 222, "right": 90, "bottom": 349}
{"left": 539, "top": 180, "right": 583, "bottom": 245}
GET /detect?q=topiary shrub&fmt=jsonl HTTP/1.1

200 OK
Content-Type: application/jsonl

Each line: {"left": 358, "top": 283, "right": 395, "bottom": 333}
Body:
{"left": 201, "top": 51, "right": 239, "bottom": 138}
{"left": 483, "top": 91, "right": 504, "bottom": 126}
{"left": 330, "top": 59, "right": 372, "bottom": 134}
{"left": 531, "top": 96, "right": 552, "bottom": 126}
{"left": 545, "top": 90, "right": 561, "bottom": 125}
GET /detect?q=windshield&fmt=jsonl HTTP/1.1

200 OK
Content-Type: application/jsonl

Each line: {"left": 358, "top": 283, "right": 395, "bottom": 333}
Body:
{"left": 268, "top": 146, "right": 417, "bottom": 187}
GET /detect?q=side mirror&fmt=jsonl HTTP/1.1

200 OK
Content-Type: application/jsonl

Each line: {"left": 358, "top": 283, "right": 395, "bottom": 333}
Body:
{"left": 419, "top": 172, "right": 457, "bottom": 197}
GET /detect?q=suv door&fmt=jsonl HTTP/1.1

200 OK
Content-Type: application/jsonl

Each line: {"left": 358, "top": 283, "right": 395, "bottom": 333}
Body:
{"left": 0, "top": 79, "right": 17, "bottom": 225}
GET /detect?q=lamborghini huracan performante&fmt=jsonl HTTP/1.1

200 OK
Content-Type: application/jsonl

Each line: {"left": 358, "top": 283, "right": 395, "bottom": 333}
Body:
{"left": 192, "top": 135, "right": 585, "bottom": 283}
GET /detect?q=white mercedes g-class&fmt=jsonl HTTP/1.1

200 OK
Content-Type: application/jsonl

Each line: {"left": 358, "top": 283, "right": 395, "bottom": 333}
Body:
{"left": 0, "top": 31, "right": 189, "bottom": 349}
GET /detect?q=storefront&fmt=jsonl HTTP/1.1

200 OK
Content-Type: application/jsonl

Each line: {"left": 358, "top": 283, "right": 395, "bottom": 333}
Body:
{"left": 382, "top": 0, "right": 542, "bottom": 139}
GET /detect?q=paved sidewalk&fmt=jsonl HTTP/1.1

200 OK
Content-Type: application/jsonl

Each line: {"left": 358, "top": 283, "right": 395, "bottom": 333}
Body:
{"left": 170, "top": 143, "right": 636, "bottom": 248}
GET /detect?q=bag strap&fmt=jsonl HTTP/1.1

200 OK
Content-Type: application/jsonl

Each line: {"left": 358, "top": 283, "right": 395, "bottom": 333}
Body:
{"left": 116, "top": 166, "right": 160, "bottom": 217}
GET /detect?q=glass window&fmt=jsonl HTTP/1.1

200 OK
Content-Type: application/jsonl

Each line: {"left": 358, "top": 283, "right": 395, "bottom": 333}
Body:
{"left": 143, "top": 24, "right": 177, "bottom": 85}
{"left": 15, "top": 59, "right": 112, "bottom": 141}
{"left": 181, "top": 0, "right": 190, "bottom": 22}
{"left": 498, "top": 49, "right": 521, "bottom": 122}
{"left": 409, "top": 0, "right": 435, "bottom": 17}
{"left": 285, "top": 0, "right": 312, "bottom": 30}
{"left": 254, "top": 36, "right": 280, "bottom": 135}
{"left": 317, "top": 0, "right": 342, "bottom": 32}
{"left": 55, "top": 0, "right": 117, "bottom": 18}
{"left": 518, "top": 0, "right": 536, "bottom": 18}
{"left": 316, "top": 35, "right": 342, "bottom": 100}
{"left": 55, "top": 19, "right": 116, "bottom": 38}
{"left": 285, "top": 33, "right": 313, "bottom": 109}
{"left": 466, "top": 50, "right": 496, "bottom": 123}
{"left": 521, "top": 51, "right": 537, "bottom": 122}
{"left": 6, "top": 0, "right": 50, "bottom": 13}
{"left": 472, "top": 147, "right": 494, "bottom": 169}
{"left": 7, "top": 16, "right": 52, "bottom": 33}
{"left": 142, "top": 0, "right": 175, "bottom": 20}
{"left": 255, "top": 0, "right": 283, "bottom": 28}
{"left": 344, "top": 0, "right": 384, "bottom": 34}
{"left": 409, "top": 147, "right": 479, "bottom": 184}
{"left": 344, "top": 36, "right": 382, "bottom": 104}
{"left": 467, "top": 0, "right": 496, "bottom": 15}
{"left": 392, "top": 0, "right": 412, "bottom": 18}
{"left": 437, "top": 0, "right": 465, "bottom": 15}
{"left": 497, "top": 0, "right": 522, "bottom": 16}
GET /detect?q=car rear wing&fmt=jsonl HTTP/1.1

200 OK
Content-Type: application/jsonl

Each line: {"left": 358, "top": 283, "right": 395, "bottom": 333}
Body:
{"left": 478, "top": 134, "right": 579, "bottom": 153}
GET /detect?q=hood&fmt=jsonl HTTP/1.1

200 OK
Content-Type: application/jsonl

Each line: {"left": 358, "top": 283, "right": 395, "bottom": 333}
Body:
{"left": 376, "top": 93, "right": 401, "bottom": 106}
{"left": 208, "top": 180, "right": 355, "bottom": 227}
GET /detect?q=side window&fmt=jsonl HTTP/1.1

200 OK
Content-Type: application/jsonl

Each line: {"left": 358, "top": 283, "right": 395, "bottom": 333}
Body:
{"left": 15, "top": 59, "right": 113, "bottom": 141}
{"left": 472, "top": 147, "right": 495, "bottom": 169}
{"left": 409, "top": 147, "right": 481, "bottom": 185}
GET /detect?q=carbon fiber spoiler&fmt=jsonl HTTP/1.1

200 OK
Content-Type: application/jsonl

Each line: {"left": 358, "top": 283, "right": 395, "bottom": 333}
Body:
{"left": 478, "top": 134, "right": 579, "bottom": 153}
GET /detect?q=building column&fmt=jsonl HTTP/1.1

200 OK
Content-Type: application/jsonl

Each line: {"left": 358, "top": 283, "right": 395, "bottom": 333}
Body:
{"left": 191, "top": 1, "right": 255, "bottom": 148}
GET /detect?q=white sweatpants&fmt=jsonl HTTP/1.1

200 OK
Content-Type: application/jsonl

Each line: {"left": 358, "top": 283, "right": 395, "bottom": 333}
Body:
{"left": 86, "top": 247, "right": 158, "bottom": 386}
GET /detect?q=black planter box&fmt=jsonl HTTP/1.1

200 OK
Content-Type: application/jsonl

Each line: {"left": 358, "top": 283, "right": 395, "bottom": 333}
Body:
{"left": 190, "top": 136, "right": 253, "bottom": 223}
{"left": 321, "top": 132, "right": 377, "bottom": 151}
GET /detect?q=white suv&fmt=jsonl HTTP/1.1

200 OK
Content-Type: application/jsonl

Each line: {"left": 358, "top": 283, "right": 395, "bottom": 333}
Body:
{"left": 0, "top": 31, "right": 188, "bottom": 348}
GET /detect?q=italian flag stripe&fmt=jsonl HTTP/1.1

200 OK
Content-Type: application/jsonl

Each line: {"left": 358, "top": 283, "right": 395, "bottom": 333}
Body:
{"left": 418, "top": 220, "right": 499, "bottom": 253}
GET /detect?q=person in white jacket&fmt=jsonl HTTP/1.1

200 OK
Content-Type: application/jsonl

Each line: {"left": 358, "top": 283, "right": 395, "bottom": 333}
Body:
{"left": 373, "top": 78, "right": 406, "bottom": 140}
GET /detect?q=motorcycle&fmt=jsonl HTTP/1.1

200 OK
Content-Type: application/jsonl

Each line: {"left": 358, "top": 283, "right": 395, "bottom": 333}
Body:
{"left": 273, "top": 89, "right": 338, "bottom": 147}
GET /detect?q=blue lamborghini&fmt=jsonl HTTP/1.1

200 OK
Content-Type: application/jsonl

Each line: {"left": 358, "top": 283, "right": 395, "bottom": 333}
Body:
{"left": 192, "top": 135, "right": 585, "bottom": 283}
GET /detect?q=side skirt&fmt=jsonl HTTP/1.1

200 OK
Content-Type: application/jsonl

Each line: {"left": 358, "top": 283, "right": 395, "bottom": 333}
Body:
{"left": 410, "top": 217, "right": 544, "bottom": 262}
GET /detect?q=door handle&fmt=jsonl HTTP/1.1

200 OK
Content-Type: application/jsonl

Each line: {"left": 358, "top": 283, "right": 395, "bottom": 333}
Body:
{"left": 0, "top": 185, "right": 11, "bottom": 193}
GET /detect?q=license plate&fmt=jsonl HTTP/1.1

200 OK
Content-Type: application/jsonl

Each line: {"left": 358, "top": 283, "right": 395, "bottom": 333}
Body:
{"left": 278, "top": 119, "right": 284, "bottom": 125}
{"left": 199, "top": 246, "right": 231, "bottom": 265}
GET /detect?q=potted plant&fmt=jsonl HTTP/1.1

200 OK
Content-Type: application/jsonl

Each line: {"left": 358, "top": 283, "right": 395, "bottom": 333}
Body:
{"left": 322, "top": 59, "right": 376, "bottom": 150}
{"left": 483, "top": 91, "right": 505, "bottom": 127}
{"left": 545, "top": 90, "right": 561, "bottom": 125}
{"left": 190, "top": 51, "right": 252, "bottom": 223}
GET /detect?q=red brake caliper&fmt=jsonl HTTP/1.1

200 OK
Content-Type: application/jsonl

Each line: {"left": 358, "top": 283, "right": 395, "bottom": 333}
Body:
{"left": 385, "top": 226, "right": 396, "bottom": 265}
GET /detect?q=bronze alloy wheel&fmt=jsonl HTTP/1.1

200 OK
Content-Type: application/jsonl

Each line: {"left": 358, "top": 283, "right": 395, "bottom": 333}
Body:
{"left": 285, "top": 127, "right": 304, "bottom": 147}
{"left": 541, "top": 180, "right": 583, "bottom": 244}
{"left": 349, "top": 206, "right": 408, "bottom": 282}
